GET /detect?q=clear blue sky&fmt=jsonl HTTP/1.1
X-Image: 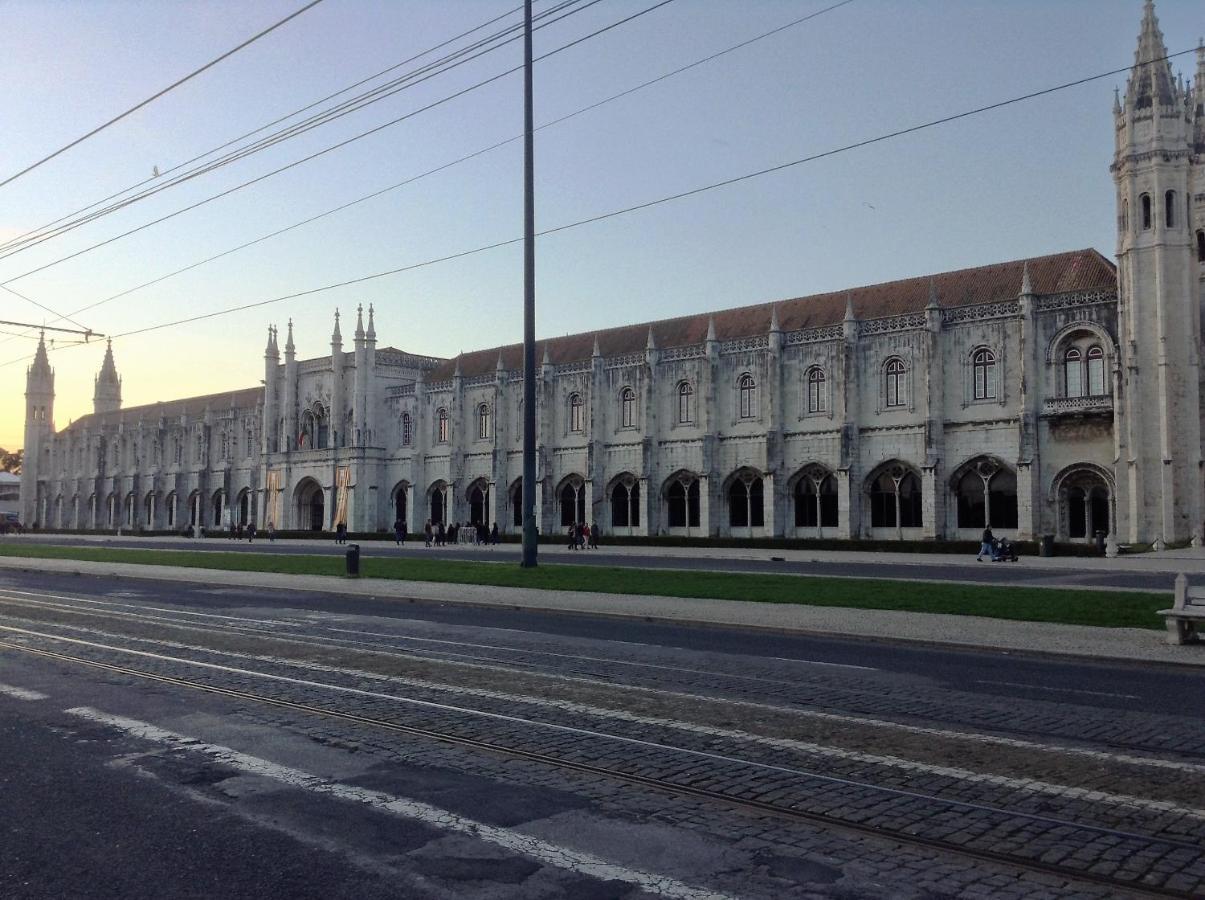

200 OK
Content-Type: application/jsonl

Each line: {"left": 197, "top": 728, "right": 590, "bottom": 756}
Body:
{"left": 1, "top": 0, "right": 1200, "bottom": 447}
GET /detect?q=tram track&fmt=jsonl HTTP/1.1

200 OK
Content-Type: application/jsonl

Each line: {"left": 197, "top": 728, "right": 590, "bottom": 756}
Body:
{"left": 1, "top": 635, "right": 1200, "bottom": 900}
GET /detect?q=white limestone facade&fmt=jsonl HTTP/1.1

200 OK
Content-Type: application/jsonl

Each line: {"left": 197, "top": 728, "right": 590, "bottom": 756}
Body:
{"left": 20, "top": 2, "right": 1205, "bottom": 548}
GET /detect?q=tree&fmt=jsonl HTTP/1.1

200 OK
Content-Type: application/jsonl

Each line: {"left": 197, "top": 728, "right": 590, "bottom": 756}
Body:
{"left": 0, "top": 448, "right": 22, "bottom": 475}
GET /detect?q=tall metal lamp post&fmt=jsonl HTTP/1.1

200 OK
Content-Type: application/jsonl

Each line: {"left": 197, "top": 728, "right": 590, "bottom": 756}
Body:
{"left": 520, "top": 0, "right": 538, "bottom": 568}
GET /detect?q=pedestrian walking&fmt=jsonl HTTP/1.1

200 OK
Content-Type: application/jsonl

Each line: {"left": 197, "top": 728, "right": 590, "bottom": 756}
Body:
{"left": 977, "top": 526, "right": 994, "bottom": 562}
{"left": 567, "top": 522, "right": 577, "bottom": 550}
{"left": 424, "top": 519, "right": 433, "bottom": 547}
{"left": 589, "top": 522, "right": 599, "bottom": 549}
{"left": 393, "top": 518, "right": 406, "bottom": 546}
{"left": 247, "top": 523, "right": 256, "bottom": 543}
{"left": 436, "top": 521, "right": 445, "bottom": 546}
{"left": 490, "top": 522, "right": 499, "bottom": 545}
{"left": 267, "top": 520, "right": 275, "bottom": 542}
{"left": 335, "top": 521, "right": 347, "bottom": 545}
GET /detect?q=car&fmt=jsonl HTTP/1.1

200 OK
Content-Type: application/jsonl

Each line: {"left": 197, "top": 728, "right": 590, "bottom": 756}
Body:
{"left": 0, "top": 512, "right": 24, "bottom": 534}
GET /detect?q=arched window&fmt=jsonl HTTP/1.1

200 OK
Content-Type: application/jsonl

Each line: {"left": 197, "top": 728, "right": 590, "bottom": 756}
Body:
{"left": 568, "top": 393, "right": 584, "bottom": 433}
{"left": 401, "top": 413, "right": 412, "bottom": 446}
{"left": 468, "top": 481, "right": 489, "bottom": 526}
{"left": 315, "top": 405, "right": 329, "bottom": 449}
{"left": 560, "top": 478, "right": 586, "bottom": 526}
{"left": 436, "top": 407, "right": 449, "bottom": 443}
{"left": 677, "top": 382, "right": 694, "bottom": 424}
{"left": 510, "top": 478, "right": 523, "bottom": 527}
{"left": 620, "top": 387, "right": 636, "bottom": 428}
{"left": 1086, "top": 345, "right": 1106, "bottom": 396}
{"left": 1141, "top": 193, "right": 1152, "bottom": 230}
{"left": 610, "top": 477, "right": 640, "bottom": 528}
{"left": 869, "top": 468, "right": 923, "bottom": 528}
{"left": 1064, "top": 347, "right": 1084, "bottom": 398}
{"left": 794, "top": 472, "right": 838, "bottom": 528}
{"left": 1165, "top": 190, "right": 1176, "bottom": 228}
{"left": 727, "top": 472, "right": 764, "bottom": 528}
{"left": 1122, "top": 198, "right": 1129, "bottom": 234}
{"left": 956, "top": 462, "right": 1018, "bottom": 530}
{"left": 884, "top": 358, "right": 907, "bottom": 408}
{"left": 806, "top": 367, "right": 826, "bottom": 414}
{"left": 738, "top": 374, "right": 756, "bottom": 418}
{"left": 1196, "top": 230, "right": 1204, "bottom": 262}
{"left": 972, "top": 348, "right": 997, "bottom": 400}
{"left": 666, "top": 475, "right": 700, "bottom": 528}
{"left": 429, "top": 482, "right": 447, "bottom": 525}
{"left": 477, "top": 403, "right": 491, "bottom": 440}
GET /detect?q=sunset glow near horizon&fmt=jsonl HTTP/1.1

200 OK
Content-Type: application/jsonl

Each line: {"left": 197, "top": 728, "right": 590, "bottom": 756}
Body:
{"left": 2, "top": 0, "right": 1200, "bottom": 450}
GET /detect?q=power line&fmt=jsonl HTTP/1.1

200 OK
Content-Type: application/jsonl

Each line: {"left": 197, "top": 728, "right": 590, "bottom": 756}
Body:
{"left": 1, "top": 285, "right": 88, "bottom": 332}
{"left": 6, "top": 0, "right": 858, "bottom": 341}
{"left": 0, "top": 0, "right": 676, "bottom": 288}
{"left": 0, "top": 2, "right": 534, "bottom": 255}
{"left": 0, "top": 0, "right": 586, "bottom": 259}
{"left": 0, "top": 0, "right": 327, "bottom": 190}
{"left": 9, "top": 44, "right": 1190, "bottom": 371}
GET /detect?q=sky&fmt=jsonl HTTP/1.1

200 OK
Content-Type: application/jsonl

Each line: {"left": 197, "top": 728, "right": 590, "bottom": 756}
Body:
{"left": 1, "top": 0, "right": 1201, "bottom": 450}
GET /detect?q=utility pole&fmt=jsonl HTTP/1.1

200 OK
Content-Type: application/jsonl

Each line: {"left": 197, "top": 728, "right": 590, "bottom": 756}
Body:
{"left": 520, "top": 0, "right": 538, "bottom": 568}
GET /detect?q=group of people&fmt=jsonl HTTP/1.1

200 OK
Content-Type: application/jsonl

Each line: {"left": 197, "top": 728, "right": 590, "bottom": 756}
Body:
{"left": 976, "top": 527, "right": 1019, "bottom": 562}
{"left": 416, "top": 519, "right": 500, "bottom": 548}
{"left": 566, "top": 522, "right": 599, "bottom": 550}
{"left": 225, "top": 521, "right": 274, "bottom": 543}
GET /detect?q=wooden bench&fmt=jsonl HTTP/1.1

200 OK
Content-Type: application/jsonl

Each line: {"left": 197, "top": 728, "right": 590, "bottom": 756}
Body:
{"left": 1160, "top": 574, "right": 1205, "bottom": 644}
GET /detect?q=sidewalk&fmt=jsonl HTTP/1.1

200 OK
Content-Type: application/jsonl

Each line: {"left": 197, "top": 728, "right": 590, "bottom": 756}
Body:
{"left": 0, "top": 554, "right": 1199, "bottom": 668}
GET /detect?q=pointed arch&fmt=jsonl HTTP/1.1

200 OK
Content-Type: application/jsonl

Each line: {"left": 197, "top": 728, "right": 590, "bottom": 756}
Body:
{"left": 949, "top": 456, "right": 1017, "bottom": 530}
{"left": 864, "top": 460, "right": 922, "bottom": 530}
{"left": 662, "top": 470, "right": 701, "bottom": 529}
{"left": 557, "top": 473, "right": 587, "bottom": 527}
{"left": 607, "top": 472, "right": 640, "bottom": 529}
{"left": 789, "top": 464, "right": 838, "bottom": 529}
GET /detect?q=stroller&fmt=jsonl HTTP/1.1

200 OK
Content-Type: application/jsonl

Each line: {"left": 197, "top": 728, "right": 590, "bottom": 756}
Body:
{"left": 992, "top": 537, "right": 1019, "bottom": 562}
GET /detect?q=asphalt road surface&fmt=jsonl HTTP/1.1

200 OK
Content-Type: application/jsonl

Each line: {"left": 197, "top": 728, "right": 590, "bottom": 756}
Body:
{"left": 1, "top": 568, "right": 1202, "bottom": 899}
{"left": 10, "top": 533, "right": 1178, "bottom": 592}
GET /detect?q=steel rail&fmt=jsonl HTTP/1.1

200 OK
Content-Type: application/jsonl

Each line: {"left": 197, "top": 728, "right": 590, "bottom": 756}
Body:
{"left": 0, "top": 637, "right": 1197, "bottom": 899}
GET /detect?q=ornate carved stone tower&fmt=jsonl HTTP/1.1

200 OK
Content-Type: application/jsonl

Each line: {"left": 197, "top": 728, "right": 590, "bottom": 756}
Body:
{"left": 20, "top": 333, "right": 54, "bottom": 525}
{"left": 1111, "top": 1, "right": 1203, "bottom": 547}
{"left": 92, "top": 339, "right": 122, "bottom": 416}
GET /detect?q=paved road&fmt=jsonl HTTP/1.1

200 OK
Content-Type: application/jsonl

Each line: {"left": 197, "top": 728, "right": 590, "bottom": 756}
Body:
{"left": 10, "top": 534, "right": 1179, "bottom": 591}
{"left": 1, "top": 568, "right": 1202, "bottom": 899}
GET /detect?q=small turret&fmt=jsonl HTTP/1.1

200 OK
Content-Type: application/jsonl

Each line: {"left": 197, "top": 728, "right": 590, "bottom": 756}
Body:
{"left": 366, "top": 304, "right": 376, "bottom": 343}
{"left": 93, "top": 339, "right": 122, "bottom": 415}
{"left": 331, "top": 309, "right": 342, "bottom": 348}
{"left": 284, "top": 318, "right": 295, "bottom": 359}
{"left": 354, "top": 304, "right": 365, "bottom": 342}
{"left": 21, "top": 332, "right": 55, "bottom": 526}
{"left": 1020, "top": 261, "right": 1034, "bottom": 297}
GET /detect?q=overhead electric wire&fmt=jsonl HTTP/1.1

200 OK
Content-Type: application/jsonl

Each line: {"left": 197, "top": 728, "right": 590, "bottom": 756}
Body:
{"left": 1, "top": 285, "right": 88, "bottom": 331}
{"left": 0, "top": 0, "right": 588, "bottom": 260}
{"left": 0, "top": 2, "right": 535, "bottom": 256}
{"left": 0, "top": 0, "right": 327, "bottom": 190}
{"left": 7, "top": 41, "right": 1192, "bottom": 373}
{"left": 8, "top": 0, "right": 858, "bottom": 341}
{"left": 0, "top": 0, "right": 676, "bottom": 289}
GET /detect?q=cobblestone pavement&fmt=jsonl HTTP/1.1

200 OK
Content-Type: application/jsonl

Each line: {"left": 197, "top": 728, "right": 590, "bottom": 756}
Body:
{"left": 0, "top": 575, "right": 1202, "bottom": 899}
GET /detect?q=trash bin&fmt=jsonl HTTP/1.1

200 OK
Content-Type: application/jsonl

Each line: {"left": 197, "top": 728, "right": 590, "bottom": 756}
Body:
{"left": 1039, "top": 534, "right": 1054, "bottom": 557}
{"left": 1094, "top": 530, "right": 1106, "bottom": 555}
{"left": 345, "top": 543, "right": 361, "bottom": 577}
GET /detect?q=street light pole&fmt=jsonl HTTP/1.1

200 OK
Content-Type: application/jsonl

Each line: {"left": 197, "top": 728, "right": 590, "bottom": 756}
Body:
{"left": 520, "top": 0, "right": 538, "bottom": 568}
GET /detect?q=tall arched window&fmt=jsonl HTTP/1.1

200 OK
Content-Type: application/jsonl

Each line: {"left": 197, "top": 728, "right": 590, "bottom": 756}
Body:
{"left": 1122, "top": 198, "right": 1129, "bottom": 233}
{"left": 315, "top": 404, "right": 329, "bottom": 449}
{"left": 560, "top": 478, "right": 586, "bottom": 526}
{"left": 620, "top": 387, "right": 636, "bottom": 428}
{"left": 884, "top": 358, "right": 907, "bottom": 408}
{"left": 477, "top": 403, "right": 491, "bottom": 439}
{"left": 666, "top": 476, "right": 700, "bottom": 528}
{"left": 794, "top": 472, "right": 838, "bottom": 528}
{"left": 1064, "top": 347, "right": 1084, "bottom": 398}
{"left": 610, "top": 477, "right": 639, "bottom": 528}
{"left": 869, "top": 468, "right": 923, "bottom": 528}
{"left": 728, "top": 472, "right": 764, "bottom": 528}
{"left": 510, "top": 478, "right": 523, "bottom": 527}
{"left": 568, "top": 393, "right": 584, "bottom": 433}
{"left": 1087, "top": 345, "right": 1106, "bottom": 396}
{"left": 677, "top": 382, "right": 694, "bottom": 424}
{"left": 806, "top": 367, "right": 826, "bottom": 413}
{"left": 401, "top": 413, "right": 412, "bottom": 446}
{"left": 1165, "top": 190, "right": 1176, "bottom": 228}
{"left": 972, "top": 348, "right": 997, "bottom": 400}
{"left": 1196, "top": 230, "right": 1204, "bottom": 262}
{"left": 738, "top": 374, "right": 756, "bottom": 418}
{"left": 436, "top": 407, "right": 449, "bottom": 443}
{"left": 1141, "top": 193, "right": 1152, "bottom": 230}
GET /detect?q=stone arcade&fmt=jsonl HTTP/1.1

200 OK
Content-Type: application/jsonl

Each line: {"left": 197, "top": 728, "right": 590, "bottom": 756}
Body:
{"left": 20, "top": 3, "right": 1205, "bottom": 548}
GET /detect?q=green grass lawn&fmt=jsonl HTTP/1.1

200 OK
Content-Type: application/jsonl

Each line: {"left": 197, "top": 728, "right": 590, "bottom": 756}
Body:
{"left": 0, "top": 542, "right": 1168, "bottom": 630}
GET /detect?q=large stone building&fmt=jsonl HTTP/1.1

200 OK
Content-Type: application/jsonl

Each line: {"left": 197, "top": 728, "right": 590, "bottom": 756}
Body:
{"left": 20, "top": 2, "right": 1205, "bottom": 547}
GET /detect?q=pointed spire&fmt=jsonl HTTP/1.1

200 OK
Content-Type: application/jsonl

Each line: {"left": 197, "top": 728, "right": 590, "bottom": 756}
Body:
{"left": 265, "top": 324, "right": 278, "bottom": 357}
{"left": 366, "top": 304, "right": 376, "bottom": 341}
{"left": 592, "top": 334, "right": 601, "bottom": 358}
{"left": 925, "top": 278, "right": 940, "bottom": 311}
{"left": 1113, "top": 86, "right": 1122, "bottom": 115}
{"left": 496, "top": 351, "right": 505, "bottom": 373}
{"left": 1020, "top": 261, "right": 1033, "bottom": 296}
{"left": 769, "top": 305, "right": 780, "bottom": 333}
{"left": 646, "top": 326, "right": 656, "bottom": 351}
{"left": 844, "top": 293, "right": 856, "bottom": 322}
{"left": 284, "top": 318, "right": 295, "bottom": 355}
{"left": 1127, "top": 0, "right": 1176, "bottom": 109}
{"left": 331, "top": 309, "right": 342, "bottom": 344}
{"left": 705, "top": 316, "right": 717, "bottom": 342}
{"left": 453, "top": 355, "right": 462, "bottom": 377}
{"left": 30, "top": 330, "right": 51, "bottom": 376}
{"left": 354, "top": 304, "right": 365, "bottom": 340}
{"left": 542, "top": 343, "right": 552, "bottom": 366}
{"left": 99, "top": 338, "right": 118, "bottom": 381}
{"left": 93, "top": 338, "right": 121, "bottom": 414}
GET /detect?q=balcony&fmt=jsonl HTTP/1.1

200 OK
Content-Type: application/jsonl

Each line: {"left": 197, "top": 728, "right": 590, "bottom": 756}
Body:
{"left": 1042, "top": 395, "right": 1113, "bottom": 420}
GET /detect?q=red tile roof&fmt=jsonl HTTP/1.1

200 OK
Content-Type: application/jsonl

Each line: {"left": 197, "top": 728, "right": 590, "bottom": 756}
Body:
{"left": 66, "top": 386, "right": 263, "bottom": 432}
{"left": 428, "top": 249, "right": 1116, "bottom": 381}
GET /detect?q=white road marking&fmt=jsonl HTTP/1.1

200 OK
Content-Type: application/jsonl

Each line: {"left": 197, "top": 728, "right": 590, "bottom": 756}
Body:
{"left": 5, "top": 617, "right": 1203, "bottom": 820}
{"left": 0, "top": 588, "right": 296, "bottom": 627}
{"left": 65, "top": 706, "right": 735, "bottom": 900}
{"left": 0, "top": 681, "right": 47, "bottom": 701}
{"left": 975, "top": 680, "right": 1141, "bottom": 700}
{"left": 2, "top": 595, "right": 1198, "bottom": 777}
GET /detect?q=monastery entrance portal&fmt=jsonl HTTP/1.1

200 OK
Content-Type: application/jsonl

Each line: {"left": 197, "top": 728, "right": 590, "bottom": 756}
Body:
{"left": 294, "top": 479, "right": 325, "bottom": 531}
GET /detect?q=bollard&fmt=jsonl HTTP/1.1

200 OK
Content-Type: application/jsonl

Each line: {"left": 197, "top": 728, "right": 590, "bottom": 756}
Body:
{"left": 345, "top": 543, "right": 361, "bottom": 578}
